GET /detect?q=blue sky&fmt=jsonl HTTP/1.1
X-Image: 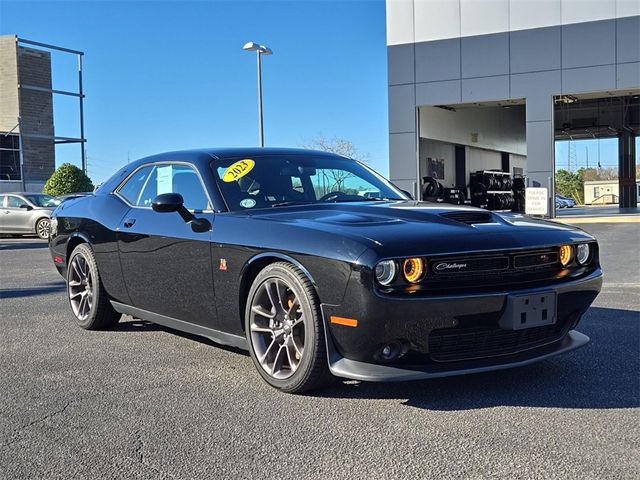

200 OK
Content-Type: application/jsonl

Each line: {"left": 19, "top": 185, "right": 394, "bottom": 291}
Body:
{"left": 2, "top": 1, "right": 635, "bottom": 184}
{"left": 0, "top": 0, "right": 389, "bottom": 182}
{"left": 555, "top": 137, "right": 640, "bottom": 173}
{"left": 555, "top": 138, "right": 618, "bottom": 172}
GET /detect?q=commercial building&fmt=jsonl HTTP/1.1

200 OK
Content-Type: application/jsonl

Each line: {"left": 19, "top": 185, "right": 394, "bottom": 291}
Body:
{"left": 0, "top": 35, "right": 85, "bottom": 193}
{"left": 386, "top": 0, "right": 640, "bottom": 215}
{"left": 583, "top": 178, "right": 640, "bottom": 204}
{"left": 0, "top": 35, "right": 55, "bottom": 192}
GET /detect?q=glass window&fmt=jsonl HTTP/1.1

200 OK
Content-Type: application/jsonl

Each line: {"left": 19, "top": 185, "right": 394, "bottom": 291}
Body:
{"left": 6, "top": 195, "right": 28, "bottom": 208}
{"left": 0, "top": 134, "right": 20, "bottom": 181}
{"left": 307, "top": 168, "right": 381, "bottom": 199}
{"left": 137, "top": 167, "right": 159, "bottom": 207}
{"left": 118, "top": 165, "right": 156, "bottom": 206}
{"left": 118, "top": 164, "right": 210, "bottom": 210}
{"left": 213, "top": 155, "right": 406, "bottom": 211}
{"left": 23, "top": 194, "right": 55, "bottom": 207}
{"left": 159, "top": 165, "right": 210, "bottom": 211}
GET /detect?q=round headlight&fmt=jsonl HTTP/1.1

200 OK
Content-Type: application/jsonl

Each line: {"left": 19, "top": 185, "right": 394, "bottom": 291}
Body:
{"left": 576, "top": 243, "right": 591, "bottom": 265}
{"left": 375, "top": 260, "right": 397, "bottom": 286}
{"left": 402, "top": 258, "right": 425, "bottom": 283}
{"left": 559, "top": 245, "right": 573, "bottom": 266}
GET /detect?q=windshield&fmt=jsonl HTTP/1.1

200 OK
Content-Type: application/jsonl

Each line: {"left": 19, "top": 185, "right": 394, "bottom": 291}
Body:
{"left": 24, "top": 194, "right": 55, "bottom": 207}
{"left": 213, "top": 155, "right": 407, "bottom": 211}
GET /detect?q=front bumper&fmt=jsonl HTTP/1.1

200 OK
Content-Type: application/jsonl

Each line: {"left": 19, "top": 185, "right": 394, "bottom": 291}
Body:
{"left": 321, "top": 268, "right": 602, "bottom": 381}
{"left": 326, "top": 330, "right": 589, "bottom": 382}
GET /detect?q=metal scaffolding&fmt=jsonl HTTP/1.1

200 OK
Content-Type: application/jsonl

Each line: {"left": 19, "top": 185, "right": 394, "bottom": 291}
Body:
{"left": 16, "top": 37, "right": 86, "bottom": 175}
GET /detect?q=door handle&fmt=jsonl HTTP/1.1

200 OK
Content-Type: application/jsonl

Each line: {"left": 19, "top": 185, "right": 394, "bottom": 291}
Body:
{"left": 123, "top": 218, "right": 136, "bottom": 228}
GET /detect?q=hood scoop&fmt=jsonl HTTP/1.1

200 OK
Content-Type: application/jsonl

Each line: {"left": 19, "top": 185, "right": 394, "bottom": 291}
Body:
{"left": 440, "top": 211, "right": 494, "bottom": 225}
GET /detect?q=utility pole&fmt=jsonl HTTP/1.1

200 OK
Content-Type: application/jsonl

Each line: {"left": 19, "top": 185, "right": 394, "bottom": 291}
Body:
{"left": 585, "top": 146, "right": 589, "bottom": 169}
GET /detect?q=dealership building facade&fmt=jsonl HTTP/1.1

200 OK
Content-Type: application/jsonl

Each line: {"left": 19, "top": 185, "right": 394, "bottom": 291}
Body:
{"left": 386, "top": 0, "right": 639, "bottom": 215}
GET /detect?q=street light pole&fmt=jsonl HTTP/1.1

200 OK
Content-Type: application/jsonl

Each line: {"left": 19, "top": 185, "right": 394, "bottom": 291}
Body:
{"left": 243, "top": 42, "right": 272, "bottom": 147}
{"left": 256, "top": 50, "right": 264, "bottom": 147}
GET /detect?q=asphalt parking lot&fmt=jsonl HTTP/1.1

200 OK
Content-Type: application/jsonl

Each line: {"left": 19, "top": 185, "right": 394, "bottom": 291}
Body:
{"left": 1, "top": 223, "right": 638, "bottom": 479}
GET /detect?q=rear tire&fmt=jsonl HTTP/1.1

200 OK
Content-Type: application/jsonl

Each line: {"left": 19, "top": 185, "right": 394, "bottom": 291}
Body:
{"left": 245, "top": 262, "right": 334, "bottom": 394}
{"left": 67, "top": 243, "right": 121, "bottom": 330}
{"left": 36, "top": 218, "right": 50, "bottom": 239}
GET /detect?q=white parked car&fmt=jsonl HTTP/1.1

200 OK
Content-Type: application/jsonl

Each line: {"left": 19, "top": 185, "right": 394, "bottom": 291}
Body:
{"left": 0, "top": 192, "right": 55, "bottom": 239}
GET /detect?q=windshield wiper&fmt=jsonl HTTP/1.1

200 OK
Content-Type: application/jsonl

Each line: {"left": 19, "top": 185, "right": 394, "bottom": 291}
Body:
{"left": 270, "top": 201, "right": 314, "bottom": 208}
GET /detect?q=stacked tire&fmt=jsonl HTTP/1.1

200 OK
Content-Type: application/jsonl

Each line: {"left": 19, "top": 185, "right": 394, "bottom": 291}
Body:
{"left": 469, "top": 171, "right": 514, "bottom": 211}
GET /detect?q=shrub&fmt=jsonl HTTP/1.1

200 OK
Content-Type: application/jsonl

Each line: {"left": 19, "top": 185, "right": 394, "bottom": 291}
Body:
{"left": 43, "top": 163, "right": 94, "bottom": 196}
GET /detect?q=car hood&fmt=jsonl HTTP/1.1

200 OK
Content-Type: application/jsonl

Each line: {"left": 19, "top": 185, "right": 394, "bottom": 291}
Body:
{"left": 246, "top": 201, "right": 594, "bottom": 256}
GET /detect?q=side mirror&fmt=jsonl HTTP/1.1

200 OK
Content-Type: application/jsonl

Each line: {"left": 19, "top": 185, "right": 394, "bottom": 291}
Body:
{"left": 151, "top": 193, "right": 211, "bottom": 233}
{"left": 19, "top": 204, "right": 33, "bottom": 211}
{"left": 152, "top": 192, "right": 184, "bottom": 213}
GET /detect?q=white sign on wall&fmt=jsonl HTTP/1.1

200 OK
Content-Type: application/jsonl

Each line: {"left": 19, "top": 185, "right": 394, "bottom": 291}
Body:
{"left": 525, "top": 187, "right": 548, "bottom": 216}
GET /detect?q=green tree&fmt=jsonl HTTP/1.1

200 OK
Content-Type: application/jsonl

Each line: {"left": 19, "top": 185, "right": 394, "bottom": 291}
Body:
{"left": 555, "top": 169, "right": 584, "bottom": 204}
{"left": 43, "top": 163, "right": 94, "bottom": 196}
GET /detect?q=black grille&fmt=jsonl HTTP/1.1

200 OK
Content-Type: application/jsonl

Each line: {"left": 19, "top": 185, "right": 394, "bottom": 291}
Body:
{"left": 428, "top": 319, "right": 569, "bottom": 362}
{"left": 418, "top": 248, "right": 562, "bottom": 293}
{"left": 440, "top": 211, "right": 494, "bottom": 225}
{"left": 431, "top": 256, "right": 508, "bottom": 275}
{"left": 514, "top": 251, "right": 559, "bottom": 269}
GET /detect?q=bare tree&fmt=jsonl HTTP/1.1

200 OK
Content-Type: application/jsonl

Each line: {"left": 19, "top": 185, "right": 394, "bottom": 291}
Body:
{"left": 301, "top": 135, "right": 370, "bottom": 164}
{"left": 300, "top": 135, "right": 371, "bottom": 194}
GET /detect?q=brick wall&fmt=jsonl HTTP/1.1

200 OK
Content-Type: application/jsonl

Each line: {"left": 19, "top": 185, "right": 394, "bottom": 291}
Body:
{"left": 18, "top": 46, "right": 55, "bottom": 182}
{"left": 0, "top": 37, "right": 57, "bottom": 187}
{"left": 0, "top": 35, "right": 19, "bottom": 133}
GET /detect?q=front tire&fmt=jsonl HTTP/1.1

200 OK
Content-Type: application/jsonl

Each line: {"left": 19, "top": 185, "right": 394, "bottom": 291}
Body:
{"left": 36, "top": 218, "right": 50, "bottom": 239}
{"left": 245, "top": 262, "right": 334, "bottom": 393}
{"left": 67, "top": 243, "right": 121, "bottom": 330}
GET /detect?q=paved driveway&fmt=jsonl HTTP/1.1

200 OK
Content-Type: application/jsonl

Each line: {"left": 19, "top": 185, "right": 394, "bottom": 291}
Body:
{"left": 0, "top": 224, "right": 638, "bottom": 479}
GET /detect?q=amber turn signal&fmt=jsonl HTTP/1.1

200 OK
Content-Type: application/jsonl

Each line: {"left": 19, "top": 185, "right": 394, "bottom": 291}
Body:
{"left": 330, "top": 316, "right": 359, "bottom": 327}
{"left": 559, "top": 245, "right": 573, "bottom": 266}
{"left": 402, "top": 258, "right": 425, "bottom": 283}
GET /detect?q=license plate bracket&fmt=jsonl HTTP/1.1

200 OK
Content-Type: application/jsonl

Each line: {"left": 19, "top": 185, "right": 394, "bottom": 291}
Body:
{"left": 499, "top": 291, "right": 557, "bottom": 330}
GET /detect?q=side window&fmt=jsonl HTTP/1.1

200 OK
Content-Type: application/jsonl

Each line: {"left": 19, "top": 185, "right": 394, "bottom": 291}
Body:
{"left": 118, "top": 163, "right": 209, "bottom": 210}
{"left": 158, "top": 164, "right": 209, "bottom": 211}
{"left": 6, "top": 196, "right": 28, "bottom": 208}
{"left": 137, "top": 168, "right": 159, "bottom": 207}
{"left": 0, "top": 196, "right": 5, "bottom": 207}
{"left": 118, "top": 165, "right": 156, "bottom": 206}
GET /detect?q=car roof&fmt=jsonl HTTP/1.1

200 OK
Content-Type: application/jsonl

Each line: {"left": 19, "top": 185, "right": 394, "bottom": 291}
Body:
{"left": 134, "top": 147, "right": 345, "bottom": 165}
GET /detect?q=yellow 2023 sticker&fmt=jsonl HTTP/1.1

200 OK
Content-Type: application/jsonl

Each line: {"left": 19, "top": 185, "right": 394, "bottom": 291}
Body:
{"left": 223, "top": 159, "right": 255, "bottom": 182}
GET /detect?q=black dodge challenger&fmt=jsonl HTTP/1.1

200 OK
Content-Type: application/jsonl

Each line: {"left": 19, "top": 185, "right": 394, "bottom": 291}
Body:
{"left": 49, "top": 148, "right": 602, "bottom": 393}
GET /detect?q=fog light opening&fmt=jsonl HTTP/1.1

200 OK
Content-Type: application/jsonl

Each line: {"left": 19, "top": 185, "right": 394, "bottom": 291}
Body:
{"left": 374, "top": 341, "right": 407, "bottom": 363}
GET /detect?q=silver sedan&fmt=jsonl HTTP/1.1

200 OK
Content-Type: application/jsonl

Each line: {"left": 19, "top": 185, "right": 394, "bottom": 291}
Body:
{"left": 0, "top": 192, "right": 55, "bottom": 239}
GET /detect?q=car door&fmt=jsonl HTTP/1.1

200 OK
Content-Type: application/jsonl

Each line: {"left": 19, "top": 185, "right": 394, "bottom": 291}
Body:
{"left": 4, "top": 195, "right": 34, "bottom": 232}
{"left": 116, "top": 162, "right": 218, "bottom": 327}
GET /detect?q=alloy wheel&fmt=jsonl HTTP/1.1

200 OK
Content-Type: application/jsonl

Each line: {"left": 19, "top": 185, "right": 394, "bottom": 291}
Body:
{"left": 249, "top": 278, "right": 305, "bottom": 379}
{"left": 37, "top": 219, "right": 50, "bottom": 239}
{"left": 68, "top": 254, "right": 93, "bottom": 321}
